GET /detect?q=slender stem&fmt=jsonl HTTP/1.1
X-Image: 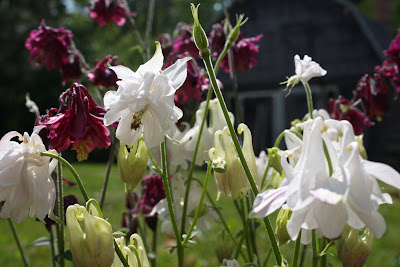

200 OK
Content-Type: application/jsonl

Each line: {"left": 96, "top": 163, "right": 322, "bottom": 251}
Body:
{"left": 302, "top": 82, "right": 314, "bottom": 119}
{"left": 239, "top": 199, "right": 252, "bottom": 262}
{"left": 274, "top": 131, "right": 286, "bottom": 148}
{"left": 144, "top": 0, "right": 156, "bottom": 60}
{"left": 148, "top": 148, "right": 163, "bottom": 174}
{"left": 180, "top": 87, "right": 212, "bottom": 234}
{"left": 8, "top": 219, "right": 29, "bottom": 267}
{"left": 322, "top": 140, "right": 333, "bottom": 177}
{"left": 182, "top": 163, "right": 212, "bottom": 246}
{"left": 293, "top": 231, "right": 302, "bottom": 267}
{"left": 50, "top": 225, "right": 56, "bottom": 267}
{"left": 312, "top": 230, "right": 319, "bottom": 267}
{"left": 234, "top": 229, "right": 246, "bottom": 259}
{"left": 100, "top": 133, "right": 117, "bottom": 209}
{"left": 57, "top": 161, "right": 65, "bottom": 267}
{"left": 246, "top": 195, "right": 260, "bottom": 267}
{"left": 151, "top": 222, "right": 158, "bottom": 267}
{"left": 160, "top": 141, "right": 183, "bottom": 266}
{"left": 203, "top": 55, "right": 282, "bottom": 265}
{"left": 40, "top": 152, "right": 89, "bottom": 202}
{"left": 227, "top": 47, "right": 243, "bottom": 122}
{"left": 114, "top": 239, "right": 130, "bottom": 267}
{"left": 260, "top": 160, "right": 271, "bottom": 189}
{"left": 299, "top": 244, "right": 307, "bottom": 267}
{"left": 263, "top": 249, "right": 272, "bottom": 267}
{"left": 320, "top": 238, "right": 327, "bottom": 267}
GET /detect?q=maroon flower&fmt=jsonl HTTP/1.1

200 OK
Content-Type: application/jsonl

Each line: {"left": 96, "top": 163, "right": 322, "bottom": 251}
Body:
{"left": 356, "top": 74, "right": 390, "bottom": 119}
{"left": 158, "top": 33, "right": 173, "bottom": 57}
{"left": 25, "top": 20, "right": 73, "bottom": 71}
{"left": 61, "top": 53, "right": 82, "bottom": 85}
{"left": 40, "top": 83, "right": 111, "bottom": 161}
{"left": 89, "top": 0, "right": 133, "bottom": 27}
{"left": 172, "top": 24, "right": 199, "bottom": 58}
{"left": 122, "top": 174, "right": 165, "bottom": 234}
{"left": 209, "top": 22, "right": 226, "bottom": 54}
{"left": 87, "top": 55, "right": 120, "bottom": 88}
{"left": 329, "top": 96, "right": 373, "bottom": 135}
{"left": 384, "top": 31, "right": 400, "bottom": 65}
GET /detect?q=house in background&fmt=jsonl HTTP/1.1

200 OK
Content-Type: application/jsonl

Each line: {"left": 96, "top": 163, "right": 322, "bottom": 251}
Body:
{"left": 216, "top": 0, "right": 400, "bottom": 170}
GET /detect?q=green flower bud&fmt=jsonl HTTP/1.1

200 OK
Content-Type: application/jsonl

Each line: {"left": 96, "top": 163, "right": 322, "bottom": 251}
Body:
{"left": 275, "top": 208, "right": 292, "bottom": 246}
{"left": 216, "top": 231, "right": 235, "bottom": 263}
{"left": 355, "top": 134, "right": 368, "bottom": 160}
{"left": 118, "top": 138, "right": 148, "bottom": 191}
{"left": 337, "top": 227, "right": 374, "bottom": 267}
{"left": 225, "top": 14, "right": 248, "bottom": 49}
{"left": 66, "top": 204, "right": 114, "bottom": 267}
{"left": 267, "top": 147, "right": 284, "bottom": 176}
{"left": 190, "top": 3, "right": 210, "bottom": 59}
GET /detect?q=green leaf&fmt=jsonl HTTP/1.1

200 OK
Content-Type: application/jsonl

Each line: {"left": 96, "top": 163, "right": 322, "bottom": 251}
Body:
{"left": 31, "top": 237, "right": 51, "bottom": 247}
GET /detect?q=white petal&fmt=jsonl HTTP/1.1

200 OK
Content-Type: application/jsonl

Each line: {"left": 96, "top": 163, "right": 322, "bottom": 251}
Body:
{"left": 137, "top": 42, "right": 163, "bottom": 74}
{"left": 109, "top": 65, "right": 135, "bottom": 80}
{"left": 363, "top": 160, "right": 400, "bottom": 189}
{"left": 313, "top": 202, "right": 347, "bottom": 239}
{"left": 162, "top": 57, "right": 190, "bottom": 90}
{"left": 249, "top": 186, "right": 288, "bottom": 218}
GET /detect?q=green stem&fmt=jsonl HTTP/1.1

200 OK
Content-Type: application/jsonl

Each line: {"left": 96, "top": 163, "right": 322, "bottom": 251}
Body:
{"left": 151, "top": 222, "right": 158, "bottom": 267}
{"left": 239, "top": 199, "right": 253, "bottom": 262}
{"left": 50, "top": 225, "right": 56, "bottom": 267}
{"left": 312, "top": 230, "right": 319, "bottom": 267}
{"left": 263, "top": 249, "right": 272, "bottom": 267}
{"left": 180, "top": 87, "right": 212, "bottom": 234}
{"left": 247, "top": 196, "right": 260, "bottom": 267}
{"left": 40, "top": 152, "right": 89, "bottom": 202}
{"left": 144, "top": 0, "right": 155, "bottom": 60}
{"left": 114, "top": 239, "right": 130, "bottom": 267}
{"left": 293, "top": 230, "right": 302, "bottom": 267}
{"left": 148, "top": 148, "right": 163, "bottom": 174}
{"left": 302, "top": 82, "right": 314, "bottom": 119}
{"left": 8, "top": 219, "right": 29, "bottom": 267}
{"left": 260, "top": 160, "right": 271, "bottom": 189}
{"left": 322, "top": 140, "right": 333, "bottom": 177}
{"left": 160, "top": 141, "right": 183, "bottom": 266}
{"left": 202, "top": 55, "right": 282, "bottom": 265}
{"left": 182, "top": 163, "right": 212, "bottom": 246}
{"left": 57, "top": 161, "right": 65, "bottom": 267}
{"left": 100, "top": 133, "right": 117, "bottom": 209}
{"left": 320, "top": 238, "right": 327, "bottom": 267}
{"left": 299, "top": 244, "right": 307, "bottom": 267}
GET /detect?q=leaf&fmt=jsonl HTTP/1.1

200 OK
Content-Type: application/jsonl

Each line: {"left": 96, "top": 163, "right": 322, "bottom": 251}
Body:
{"left": 31, "top": 237, "right": 51, "bottom": 247}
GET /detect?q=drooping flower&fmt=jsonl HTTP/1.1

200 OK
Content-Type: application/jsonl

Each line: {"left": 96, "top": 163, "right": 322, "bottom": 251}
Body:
{"left": 0, "top": 130, "right": 58, "bottom": 223}
{"left": 103, "top": 42, "right": 189, "bottom": 148}
{"left": 87, "top": 55, "right": 120, "bottom": 88}
{"left": 25, "top": 20, "right": 73, "bottom": 71}
{"left": 208, "top": 124, "right": 259, "bottom": 199}
{"left": 220, "top": 259, "right": 241, "bottom": 267}
{"left": 89, "top": 0, "right": 133, "bottom": 27}
{"left": 152, "top": 173, "right": 216, "bottom": 234}
{"left": 329, "top": 95, "right": 373, "bottom": 135}
{"left": 113, "top": 234, "right": 150, "bottom": 267}
{"left": 282, "top": 55, "right": 327, "bottom": 95}
{"left": 250, "top": 117, "right": 400, "bottom": 243}
{"left": 66, "top": 204, "right": 114, "bottom": 267}
{"left": 41, "top": 83, "right": 111, "bottom": 161}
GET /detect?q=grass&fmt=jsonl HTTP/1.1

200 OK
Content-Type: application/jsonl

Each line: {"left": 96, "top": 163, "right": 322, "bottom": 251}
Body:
{"left": 0, "top": 163, "right": 400, "bottom": 266}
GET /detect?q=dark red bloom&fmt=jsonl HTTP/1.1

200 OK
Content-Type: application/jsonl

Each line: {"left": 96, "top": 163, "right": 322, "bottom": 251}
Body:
{"left": 356, "top": 74, "right": 390, "bottom": 119}
{"left": 384, "top": 31, "right": 400, "bottom": 65}
{"left": 40, "top": 83, "right": 111, "bottom": 161}
{"left": 25, "top": 20, "right": 73, "bottom": 71}
{"left": 61, "top": 53, "right": 82, "bottom": 85}
{"left": 122, "top": 174, "right": 165, "bottom": 234}
{"left": 87, "top": 55, "right": 120, "bottom": 88}
{"left": 329, "top": 96, "right": 373, "bottom": 135}
{"left": 209, "top": 21, "right": 226, "bottom": 55}
{"left": 89, "top": 0, "right": 133, "bottom": 27}
{"left": 158, "top": 33, "right": 173, "bottom": 57}
{"left": 172, "top": 24, "right": 199, "bottom": 58}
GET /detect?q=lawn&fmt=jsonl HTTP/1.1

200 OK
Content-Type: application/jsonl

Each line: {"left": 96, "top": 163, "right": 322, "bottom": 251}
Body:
{"left": 0, "top": 163, "right": 400, "bottom": 266}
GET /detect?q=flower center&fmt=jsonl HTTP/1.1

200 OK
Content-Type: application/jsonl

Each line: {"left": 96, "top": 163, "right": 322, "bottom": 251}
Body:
{"left": 131, "top": 105, "right": 149, "bottom": 130}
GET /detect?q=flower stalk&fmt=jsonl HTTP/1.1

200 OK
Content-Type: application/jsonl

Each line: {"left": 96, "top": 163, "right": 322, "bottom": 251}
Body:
{"left": 100, "top": 131, "right": 117, "bottom": 209}
{"left": 57, "top": 161, "right": 65, "bottom": 267}
{"left": 303, "top": 82, "right": 314, "bottom": 119}
{"left": 8, "top": 219, "right": 29, "bottom": 267}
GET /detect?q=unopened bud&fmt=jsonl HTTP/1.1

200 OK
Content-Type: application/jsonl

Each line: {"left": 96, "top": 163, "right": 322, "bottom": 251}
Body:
{"left": 275, "top": 208, "right": 292, "bottom": 246}
{"left": 66, "top": 204, "right": 114, "bottom": 267}
{"left": 118, "top": 138, "right": 148, "bottom": 191}
{"left": 216, "top": 231, "right": 235, "bottom": 263}
{"left": 191, "top": 3, "right": 210, "bottom": 59}
{"left": 337, "top": 227, "right": 374, "bottom": 267}
{"left": 267, "top": 147, "right": 284, "bottom": 176}
{"left": 226, "top": 14, "right": 248, "bottom": 49}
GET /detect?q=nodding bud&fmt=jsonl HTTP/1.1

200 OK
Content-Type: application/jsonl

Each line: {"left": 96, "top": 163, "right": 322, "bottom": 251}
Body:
{"left": 117, "top": 138, "right": 148, "bottom": 191}
{"left": 275, "top": 207, "right": 292, "bottom": 246}
{"left": 66, "top": 204, "right": 114, "bottom": 267}
{"left": 216, "top": 231, "right": 235, "bottom": 263}
{"left": 191, "top": 3, "right": 210, "bottom": 59}
{"left": 225, "top": 14, "right": 248, "bottom": 49}
{"left": 337, "top": 227, "right": 374, "bottom": 267}
{"left": 268, "top": 147, "right": 284, "bottom": 176}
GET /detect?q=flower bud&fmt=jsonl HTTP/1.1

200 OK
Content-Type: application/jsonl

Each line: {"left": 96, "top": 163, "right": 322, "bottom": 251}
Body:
{"left": 66, "top": 204, "right": 114, "bottom": 267}
{"left": 113, "top": 234, "right": 150, "bottom": 267}
{"left": 355, "top": 134, "right": 368, "bottom": 160}
{"left": 216, "top": 231, "right": 235, "bottom": 263}
{"left": 267, "top": 147, "right": 284, "bottom": 176}
{"left": 275, "top": 208, "right": 292, "bottom": 246}
{"left": 337, "top": 227, "right": 374, "bottom": 267}
{"left": 118, "top": 138, "right": 148, "bottom": 191}
{"left": 209, "top": 124, "right": 258, "bottom": 199}
{"left": 225, "top": 14, "right": 248, "bottom": 49}
{"left": 190, "top": 3, "right": 210, "bottom": 59}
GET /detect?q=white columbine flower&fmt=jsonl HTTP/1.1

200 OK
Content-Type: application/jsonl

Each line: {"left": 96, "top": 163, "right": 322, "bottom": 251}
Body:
{"left": 250, "top": 117, "right": 400, "bottom": 243}
{"left": 282, "top": 55, "right": 327, "bottom": 94}
{"left": 0, "top": 129, "right": 58, "bottom": 223}
{"left": 103, "top": 42, "right": 190, "bottom": 148}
